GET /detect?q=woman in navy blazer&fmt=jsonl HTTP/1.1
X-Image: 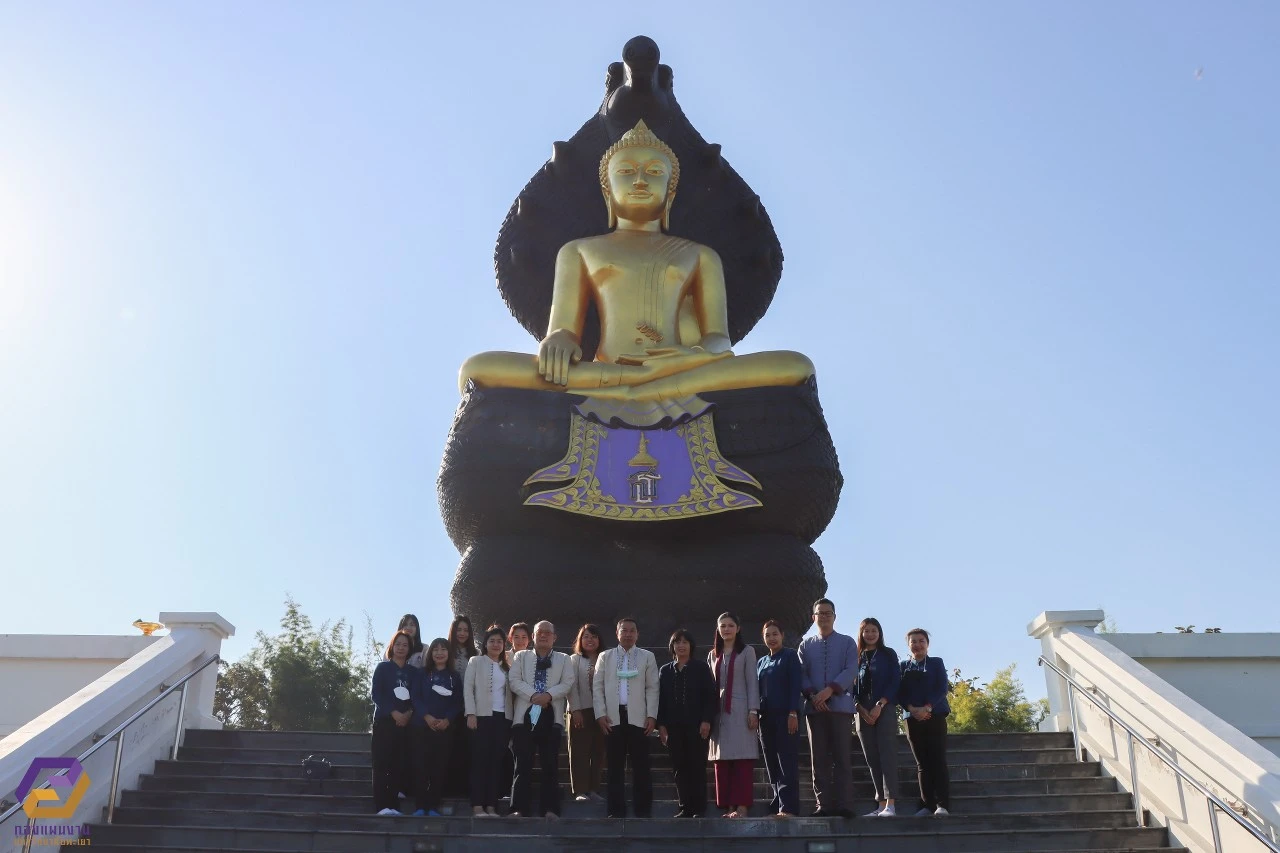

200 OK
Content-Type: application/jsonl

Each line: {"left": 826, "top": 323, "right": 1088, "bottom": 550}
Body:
{"left": 756, "top": 620, "right": 803, "bottom": 817}
{"left": 412, "top": 638, "right": 464, "bottom": 816}
{"left": 370, "top": 630, "right": 419, "bottom": 815}
{"left": 855, "top": 617, "right": 902, "bottom": 816}
{"left": 898, "top": 628, "right": 951, "bottom": 816}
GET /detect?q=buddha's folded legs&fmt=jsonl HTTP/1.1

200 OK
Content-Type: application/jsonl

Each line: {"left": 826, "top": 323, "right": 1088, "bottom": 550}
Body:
{"left": 458, "top": 351, "right": 637, "bottom": 395}
{"left": 586, "top": 350, "right": 816, "bottom": 401}
{"left": 458, "top": 350, "right": 814, "bottom": 399}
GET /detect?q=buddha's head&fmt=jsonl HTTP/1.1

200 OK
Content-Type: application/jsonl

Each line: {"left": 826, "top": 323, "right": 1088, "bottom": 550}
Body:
{"left": 599, "top": 119, "right": 680, "bottom": 230}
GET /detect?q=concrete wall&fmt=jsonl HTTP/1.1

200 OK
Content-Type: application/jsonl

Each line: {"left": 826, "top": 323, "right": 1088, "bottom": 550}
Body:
{"left": 0, "top": 635, "right": 159, "bottom": 739}
{"left": 1097, "top": 633, "right": 1280, "bottom": 758}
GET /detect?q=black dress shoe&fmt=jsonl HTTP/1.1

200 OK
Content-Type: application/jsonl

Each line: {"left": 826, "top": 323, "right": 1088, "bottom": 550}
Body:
{"left": 672, "top": 810, "right": 688, "bottom": 818}
{"left": 810, "top": 809, "right": 830, "bottom": 818}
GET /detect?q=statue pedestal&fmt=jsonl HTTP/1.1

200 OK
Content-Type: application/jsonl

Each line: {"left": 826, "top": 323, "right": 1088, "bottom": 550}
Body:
{"left": 438, "top": 379, "right": 842, "bottom": 639}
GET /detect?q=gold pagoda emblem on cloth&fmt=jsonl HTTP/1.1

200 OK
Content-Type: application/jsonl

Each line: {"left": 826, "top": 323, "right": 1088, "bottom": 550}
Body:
{"left": 523, "top": 409, "right": 763, "bottom": 521}
{"left": 627, "top": 432, "right": 661, "bottom": 504}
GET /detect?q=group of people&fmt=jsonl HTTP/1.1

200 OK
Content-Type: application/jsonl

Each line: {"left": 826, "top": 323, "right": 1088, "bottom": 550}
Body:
{"left": 369, "top": 599, "right": 952, "bottom": 820}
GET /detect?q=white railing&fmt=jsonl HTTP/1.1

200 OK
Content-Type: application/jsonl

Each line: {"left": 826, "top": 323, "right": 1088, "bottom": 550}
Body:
{"left": 1040, "top": 655, "right": 1278, "bottom": 853}
{"left": 0, "top": 612, "right": 233, "bottom": 842}
{"left": 1031, "top": 610, "right": 1280, "bottom": 853}
{"left": 1, "top": 654, "right": 220, "bottom": 852}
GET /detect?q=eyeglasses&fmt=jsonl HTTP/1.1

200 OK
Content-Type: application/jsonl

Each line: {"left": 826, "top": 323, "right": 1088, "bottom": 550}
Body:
{"left": 813, "top": 611, "right": 835, "bottom": 617}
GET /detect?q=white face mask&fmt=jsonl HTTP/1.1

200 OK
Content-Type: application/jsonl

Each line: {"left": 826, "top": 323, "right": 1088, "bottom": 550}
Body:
{"left": 393, "top": 685, "right": 411, "bottom": 701}
{"left": 618, "top": 669, "right": 639, "bottom": 679}
{"left": 432, "top": 684, "right": 453, "bottom": 696}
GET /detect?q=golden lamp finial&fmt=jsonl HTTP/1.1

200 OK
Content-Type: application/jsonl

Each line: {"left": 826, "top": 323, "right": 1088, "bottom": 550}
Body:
{"left": 628, "top": 431, "right": 659, "bottom": 468}
{"left": 132, "top": 619, "right": 164, "bottom": 636}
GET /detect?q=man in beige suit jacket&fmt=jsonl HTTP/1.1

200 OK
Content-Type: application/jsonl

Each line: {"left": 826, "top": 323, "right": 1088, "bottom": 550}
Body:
{"left": 592, "top": 617, "right": 659, "bottom": 818}
{"left": 508, "top": 621, "right": 576, "bottom": 818}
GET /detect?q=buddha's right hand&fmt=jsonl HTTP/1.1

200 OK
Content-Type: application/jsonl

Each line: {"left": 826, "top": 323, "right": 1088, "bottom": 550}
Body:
{"left": 538, "top": 329, "right": 583, "bottom": 386}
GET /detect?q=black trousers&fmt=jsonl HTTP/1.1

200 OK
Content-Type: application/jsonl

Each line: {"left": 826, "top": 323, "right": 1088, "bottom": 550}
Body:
{"left": 606, "top": 706, "right": 653, "bottom": 817}
{"left": 511, "top": 713, "right": 564, "bottom": 816}
{"left": 413, "top": 724, "right": 453, "bottom": 811}
{"left": 499, "top": 738, "right": 515, "bottom": 801}
{"left": 905, "top": 713, "right": 950, "bottom": 810}
{"left": 371, "top": 717, "right": 411, "bottom": 811}
{"left": 759, "top": 712, "right": 801, "bottom": 815}
{"left": 665, "top": 723, "right": 708, "bottom": 816}
{"left": 445, "top": 722, "right": 471, "bottom": 797}
{"left": 470, "top": 715, "right": 512, "bottom": 808}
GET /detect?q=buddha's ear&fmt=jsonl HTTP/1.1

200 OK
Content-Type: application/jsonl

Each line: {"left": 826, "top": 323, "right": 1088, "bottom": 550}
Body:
{"left": 662, "top": 192, "right": 675, "bottom": 232}
{"left": 603, "top": 187, "right": 617, "bottom": 229}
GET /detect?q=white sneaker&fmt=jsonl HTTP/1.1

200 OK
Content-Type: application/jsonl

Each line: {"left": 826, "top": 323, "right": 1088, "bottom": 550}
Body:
{"left": 864, "top": 808, "right": 883, "bottom": 817}
{"left": 878, "top": 804, "right": 896, "bottom": 817}
{"left": 913, "top": 807, "right": 931, "bottom": 817}
{"left": 376, "top": 808, "right": 401, "bottom": 816}
{"left": 934, "top": 806, "right": 949, "bottom": 816}
{"left": 575, "top": 795, "right": 590, "bottom": 802}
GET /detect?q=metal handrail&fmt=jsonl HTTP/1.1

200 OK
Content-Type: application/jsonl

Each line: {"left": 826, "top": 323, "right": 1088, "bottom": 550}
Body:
{"left": 2, "top": 652, "right": 221, "bottom": 848}
{"left": 1039, "top": 655, "right": 1280, "bottom": 853}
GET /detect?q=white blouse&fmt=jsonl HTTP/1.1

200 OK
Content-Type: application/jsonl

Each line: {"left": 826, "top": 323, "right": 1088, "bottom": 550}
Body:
{"left": 490, "top": 660, "right": 507, "bottom": 713}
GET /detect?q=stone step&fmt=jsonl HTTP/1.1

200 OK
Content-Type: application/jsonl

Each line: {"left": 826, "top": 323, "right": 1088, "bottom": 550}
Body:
{"left": 175, "top": 744, "right": 1081, "bottom": 767}
{"left": 71, "top": 725, "right": 1176, "bottom": 851}
{"left": 138, "top": 772, "right": 1118, "bottom": 798}
{"left": 108, "top": 805, "right": 1144, "bottom": 832}
{"left": 154, "top": 758, "right": 1104, "bottom": 783}
{"left": 76, "top": 819, "right": 1175, "bottom": 852}
{"left": 119, "top": 786, "right": 1134, "bottom": 815}
{"left": 71, "top": 848, "right": 1191, "bottom": 853}
{"left": 184, "top": 727, "right": 1075, "bottom": 752}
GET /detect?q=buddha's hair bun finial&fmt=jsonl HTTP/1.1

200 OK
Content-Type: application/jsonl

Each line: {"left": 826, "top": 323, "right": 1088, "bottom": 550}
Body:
{"left": 598, "top": 119, "right": 680, "bottom": 197}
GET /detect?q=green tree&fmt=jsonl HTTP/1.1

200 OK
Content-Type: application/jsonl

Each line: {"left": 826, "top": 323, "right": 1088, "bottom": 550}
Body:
{"left": 948, "top": 664, "right": 1049, "bottom": 733}
{"left": 214, "top": 596, "right": 374, "bottom": 732}
{"left": 1095, "top": 609, "right": 1120, "bottom": 634}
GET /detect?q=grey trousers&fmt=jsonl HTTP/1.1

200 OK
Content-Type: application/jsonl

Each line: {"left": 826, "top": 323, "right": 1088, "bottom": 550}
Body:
{"left": 856, "top": 711, "right": 900, "bottom": 803}
{"left": 806, "top": 711, "right": 854, "bottom": 812}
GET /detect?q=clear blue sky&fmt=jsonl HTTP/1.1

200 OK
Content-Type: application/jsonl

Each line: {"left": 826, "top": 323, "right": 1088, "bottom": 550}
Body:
{"left": 2, "top": 2, "right": 1277, "bottom": 700}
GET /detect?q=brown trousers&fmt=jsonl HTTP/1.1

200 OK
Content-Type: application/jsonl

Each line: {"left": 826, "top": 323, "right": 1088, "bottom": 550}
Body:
{"left": 568, "top": 708, "right": 606, "bottom": 796}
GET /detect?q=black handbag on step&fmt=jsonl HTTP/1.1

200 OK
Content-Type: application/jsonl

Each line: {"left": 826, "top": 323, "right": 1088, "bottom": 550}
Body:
{"left": 302, "top": 754, "right": 332, "bottom": 781}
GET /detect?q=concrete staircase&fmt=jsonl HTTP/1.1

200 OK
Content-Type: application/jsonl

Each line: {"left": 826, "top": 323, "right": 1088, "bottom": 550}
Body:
{"left": 70, "top": 726, "right": 1184, "bottom": 852}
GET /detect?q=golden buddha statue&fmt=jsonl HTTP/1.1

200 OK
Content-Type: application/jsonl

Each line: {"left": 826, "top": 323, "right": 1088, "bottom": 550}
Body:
{"left": 459, "top": 120, "right": 814, "bottom": 405}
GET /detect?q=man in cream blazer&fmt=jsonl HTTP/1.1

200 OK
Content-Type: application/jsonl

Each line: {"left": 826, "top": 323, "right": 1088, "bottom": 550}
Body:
{"left": 508, "top": 620, "right": 576, "bottom": 818}
{"left": 592, "top": 617, "right": 660, "bottom": 818}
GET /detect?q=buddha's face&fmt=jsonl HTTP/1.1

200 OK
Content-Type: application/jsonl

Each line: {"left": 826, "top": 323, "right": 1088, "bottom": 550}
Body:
{"left": 606, "top": 145, "right": 672, "bottom": 222}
